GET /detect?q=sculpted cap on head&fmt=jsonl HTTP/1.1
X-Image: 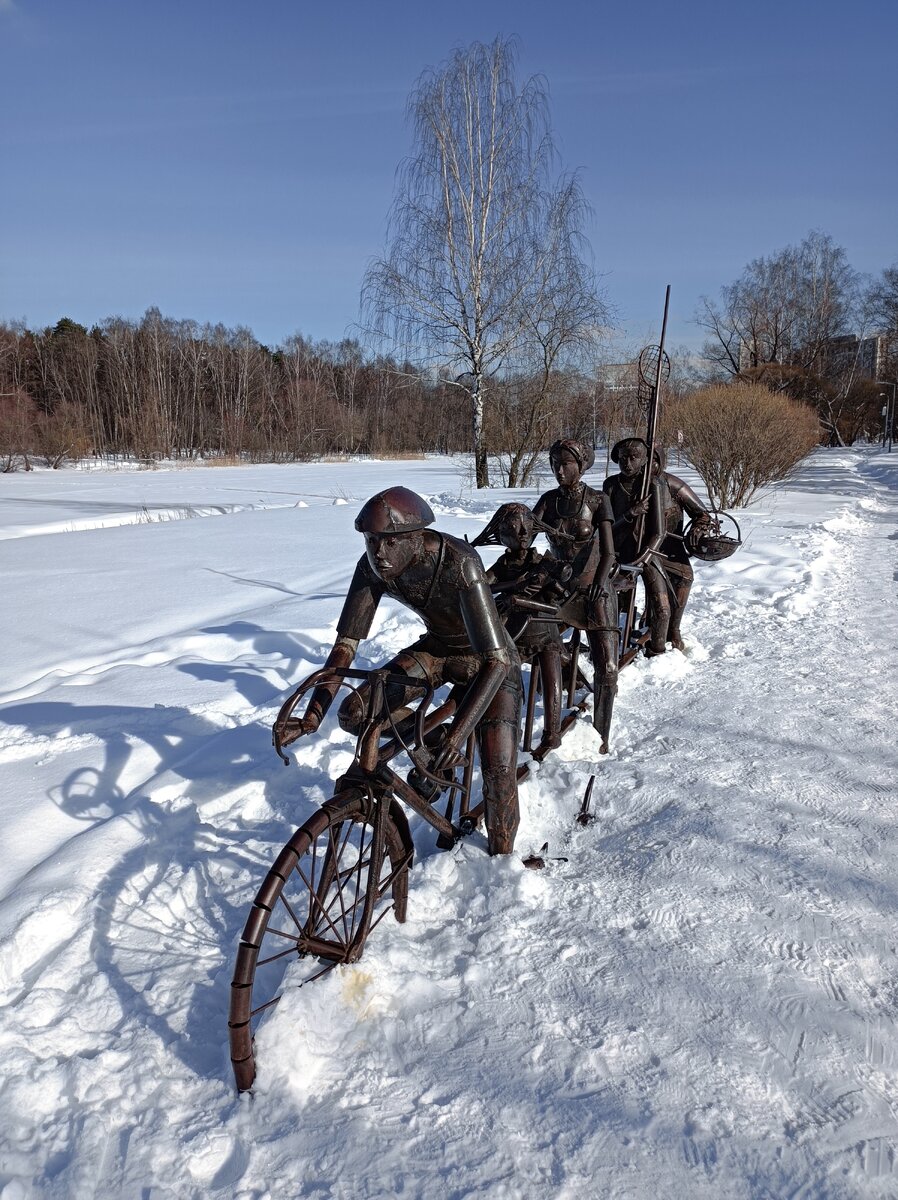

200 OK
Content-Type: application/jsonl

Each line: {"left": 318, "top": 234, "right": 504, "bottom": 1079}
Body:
{"left": 610, "top": 437, "right": 650, "bottom": 464}
{"left": 549, "top": 438, "right": 595, "bottom": 473}
{"left": 354, "top": 487, "right": 436, "bottom": 535}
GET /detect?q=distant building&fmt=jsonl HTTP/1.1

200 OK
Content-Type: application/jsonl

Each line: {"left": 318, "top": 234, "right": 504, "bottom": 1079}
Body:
{"left": 817, "top": 334, "right": 895, "bottom": 380}
{"left": 736, "top": 333, "right": 897, "bottom": 380}
{"left": 595, "top": 362, "right": 637, "bottom": 393}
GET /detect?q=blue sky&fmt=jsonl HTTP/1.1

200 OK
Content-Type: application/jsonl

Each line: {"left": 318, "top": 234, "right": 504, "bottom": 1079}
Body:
{"left": 1, "top": 0, "right": 895, "bottom": 353}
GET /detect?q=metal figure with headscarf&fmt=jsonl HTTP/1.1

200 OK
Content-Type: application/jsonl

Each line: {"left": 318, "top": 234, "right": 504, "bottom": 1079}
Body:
{"left": 473, "top": 502, "right": 568, "bottom": 758}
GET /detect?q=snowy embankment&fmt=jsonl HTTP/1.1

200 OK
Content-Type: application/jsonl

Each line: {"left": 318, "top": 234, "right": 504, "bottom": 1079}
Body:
{"left": 1, "top": 450, "right": 896, "bottom": 1199}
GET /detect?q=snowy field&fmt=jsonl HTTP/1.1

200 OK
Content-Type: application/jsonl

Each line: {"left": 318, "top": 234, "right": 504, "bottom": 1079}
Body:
{"left": 1, "top": 448, "right": 897, "bottom": 1199}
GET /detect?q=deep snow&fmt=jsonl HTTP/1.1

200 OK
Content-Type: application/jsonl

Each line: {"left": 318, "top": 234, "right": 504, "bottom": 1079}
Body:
{"left": 1, "top": 449, "right": 897, "bottom": 1199}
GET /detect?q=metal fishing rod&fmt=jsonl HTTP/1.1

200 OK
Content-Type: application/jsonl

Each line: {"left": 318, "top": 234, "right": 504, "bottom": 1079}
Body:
{"left": 620, "top": 286, "right": 672, "bottom": 659}
{"left": 637, "top": 284, "right": 671, "bottom": 505}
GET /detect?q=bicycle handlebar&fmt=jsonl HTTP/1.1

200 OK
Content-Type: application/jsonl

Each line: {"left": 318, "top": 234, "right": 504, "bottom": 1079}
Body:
{"left": 272, "top": 666, "right": 435, "bottom": 766}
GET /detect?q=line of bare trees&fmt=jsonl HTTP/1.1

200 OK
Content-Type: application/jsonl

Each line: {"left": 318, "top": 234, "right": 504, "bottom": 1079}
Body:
{"left": 0, "top": 308, "right": 597, "bottom": 471}
{"left": 697, "top": 234, "right": 898, "bottom": 446}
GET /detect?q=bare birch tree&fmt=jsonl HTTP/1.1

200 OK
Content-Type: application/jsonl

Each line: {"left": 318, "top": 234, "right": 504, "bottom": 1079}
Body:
{"left": 362, "top": 36, "right": 605, "bottom": 487}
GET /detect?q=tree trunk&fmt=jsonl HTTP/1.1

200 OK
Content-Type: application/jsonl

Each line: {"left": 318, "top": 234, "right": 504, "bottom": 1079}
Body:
{"left": 471, "top": 378, "right": 490, "bottom": 488}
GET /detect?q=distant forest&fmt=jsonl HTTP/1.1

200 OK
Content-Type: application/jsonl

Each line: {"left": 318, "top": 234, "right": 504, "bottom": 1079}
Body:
{"left": 0, "top": 310, "right": 597, "bottom": 474}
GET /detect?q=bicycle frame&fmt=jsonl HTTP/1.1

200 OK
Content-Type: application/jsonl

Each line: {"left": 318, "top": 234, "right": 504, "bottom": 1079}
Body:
{"left": 272, "top": 666, "right": 481, "bottom": 848}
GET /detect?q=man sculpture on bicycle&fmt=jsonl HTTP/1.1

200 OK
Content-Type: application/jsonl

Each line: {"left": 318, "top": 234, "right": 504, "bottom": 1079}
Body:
{"left": 276, "top": 487, "right": 523, "bottom": 856}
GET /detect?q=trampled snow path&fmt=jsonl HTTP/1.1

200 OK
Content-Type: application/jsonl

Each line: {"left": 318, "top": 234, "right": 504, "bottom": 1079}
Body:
{"left": 0, "top": 451, "right": 896, "bottom": 1198}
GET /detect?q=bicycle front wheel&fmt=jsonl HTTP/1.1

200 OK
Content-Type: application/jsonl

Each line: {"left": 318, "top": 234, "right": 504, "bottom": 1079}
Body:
{"left": 228, "top": 788, "right": 411, "bottom": 1091}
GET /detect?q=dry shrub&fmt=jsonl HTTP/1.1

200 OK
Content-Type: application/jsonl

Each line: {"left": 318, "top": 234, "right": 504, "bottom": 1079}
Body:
{"left": 203, "top": 453, "right": 244, "bottom": 467}
{"left": 0, "top": 389, "right": 38, "bottom": 471}
{"left": 35, "top": 400, "right": 93, "bottom": 467}
{"left": 668, "top": 381, "right": 820, "bottom": 508}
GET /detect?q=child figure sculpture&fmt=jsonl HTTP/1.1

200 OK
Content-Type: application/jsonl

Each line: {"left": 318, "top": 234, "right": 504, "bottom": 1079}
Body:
{"left": 652, "top": 449, "right": 711, "bottom": 650}
{"left": 532, "top": 439, "right": 619, "bottom": 753}
{"left": 473, "top": 502, "right": 567, "bottom": 759}
{"left": 602, "top": 438, "right": 669, "bottom": 655}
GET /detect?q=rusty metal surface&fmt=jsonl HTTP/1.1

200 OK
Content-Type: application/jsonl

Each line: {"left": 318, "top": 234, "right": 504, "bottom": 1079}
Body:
{"left": 228, "top": 463, "right": 737, "bottom": 1091}
{"left": 577, "top": 775, "right": 597, "bottom": 826}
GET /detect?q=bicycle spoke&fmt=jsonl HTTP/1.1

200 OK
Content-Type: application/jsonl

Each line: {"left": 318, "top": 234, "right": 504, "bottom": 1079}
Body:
{"left": 303, "top": 959, "right": 340, "bottom": 985}
{"left": 265, "top": 924, "right": 303, "bottom": 944}
{"left": 350, "top": 825, "right": 371, "bottom": 940}
{"left": 375, "top": 850, "right": 413, "bottom": 899}
{"left": 327, "top": 821, "right": 353, "bottom": 943}
{"left": 250, "top": 993, "right": 283, "bottom": 1019}
{"left": 366, "top": 902, "right": 396, "bottom": 939}
{"left": 335, "top": 816, "right": 357, "bottom": 865}
{"left": 258, "top": 943, "right": 303, "bottom": 967}
{"left": 293, "top": 863, "right": 349, "bottom": 944}
{"left": 231, "top": 782, "right": 412, "bottom": 1093}
{"left": 313, "top": 846, "right": 396, "bottom": 936}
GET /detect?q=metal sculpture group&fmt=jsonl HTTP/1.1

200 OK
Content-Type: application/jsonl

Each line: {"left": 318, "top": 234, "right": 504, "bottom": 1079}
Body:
{"left": 228, "top": 289, "right": 742, "bottom": 1090}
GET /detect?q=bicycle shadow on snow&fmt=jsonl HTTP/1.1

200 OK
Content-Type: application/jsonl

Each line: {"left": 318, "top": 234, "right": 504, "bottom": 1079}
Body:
{"left": 0, "top": 635, "right": 479, "bottom": 1083}
{"left": 0, "top": 689, "right": 349, "bottom": 1081}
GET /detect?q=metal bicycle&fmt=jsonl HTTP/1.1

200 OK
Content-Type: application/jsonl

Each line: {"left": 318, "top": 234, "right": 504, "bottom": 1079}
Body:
{"left": 228, "top": 664, "right": 499, "bottom": 1092}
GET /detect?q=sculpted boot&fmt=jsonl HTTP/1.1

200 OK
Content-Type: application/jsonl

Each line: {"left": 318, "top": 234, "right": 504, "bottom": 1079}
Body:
{"left": 592, "top": 679, "right": 617, "bottom": 754}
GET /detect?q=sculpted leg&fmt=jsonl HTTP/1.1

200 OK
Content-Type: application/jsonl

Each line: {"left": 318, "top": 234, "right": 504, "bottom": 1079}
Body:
{"left": 476, "top": 670, "right": 522, "bottom": 855}
{"left": 667, "top": 571, "right": 693, "bottom": 651}
{"left": 534, "top": 645, "right": 562, "bottom": 758}
{"left": 337, "top": 650, "right": 430, "bottom": 735}
{"left": 586, "top": 627, "right": 618, "bottom": 754}
{"left": 642, "top": 562, "right": 671, "bottom": 655}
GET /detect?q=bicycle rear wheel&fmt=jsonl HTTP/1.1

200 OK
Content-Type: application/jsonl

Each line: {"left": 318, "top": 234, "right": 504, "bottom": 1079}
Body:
{"left": 228, "top": 789, "right": 411, "bottom": 1091}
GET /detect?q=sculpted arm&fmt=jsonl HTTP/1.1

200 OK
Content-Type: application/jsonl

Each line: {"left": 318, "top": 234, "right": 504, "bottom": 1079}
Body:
{"left": 604, "top": 478, "right": 633, "bottom": 541}
{"left": 433, "top": 562, "right": 512, "bottom": 770}
{"left": 590, "top": 500, "right": 616, "bottom": 596}
{"left": 668, "top": 473, "right": 711, "bottom": 522}
{"left": 634, "top": 478, "right": 667, "bottom": 563}
{"left": 276, "top": 560, "right": 381, "bottom": 745}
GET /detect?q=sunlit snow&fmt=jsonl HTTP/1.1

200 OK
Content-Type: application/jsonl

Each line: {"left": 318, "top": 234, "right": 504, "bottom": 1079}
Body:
{"left": 1, "top": 449, "right": 896, "bottom": 1198}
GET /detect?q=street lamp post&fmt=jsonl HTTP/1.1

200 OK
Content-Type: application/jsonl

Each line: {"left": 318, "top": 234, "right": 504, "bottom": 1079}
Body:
{"left": 876, "top": 381, "right": 896, "bottom": 453}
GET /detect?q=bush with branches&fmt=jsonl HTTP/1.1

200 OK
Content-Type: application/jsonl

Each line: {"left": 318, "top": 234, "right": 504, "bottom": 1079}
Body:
{"left": 666, "top": 381, "right": 820, "bottom": 508}
{"left": 0, "top": 389, "right": 38, "bottom": 471}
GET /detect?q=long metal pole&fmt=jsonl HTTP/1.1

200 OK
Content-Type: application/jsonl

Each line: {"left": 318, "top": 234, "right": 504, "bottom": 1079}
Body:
{"left": 883, "top": 393, "right": 888, "bottom": 450}
{"left": 622, "top": 287, "right": 672, "bottom": 658}
{"left": 639, "top": 285, "right": 672, "bottom": 504}
{"left": 876, "top": 381, "right": 896, "bottom": 452}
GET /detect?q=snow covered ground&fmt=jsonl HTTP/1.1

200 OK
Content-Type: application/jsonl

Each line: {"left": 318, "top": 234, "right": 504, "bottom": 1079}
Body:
{"left": 1, "top": 449, "right": 896, "bottom": 1199}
